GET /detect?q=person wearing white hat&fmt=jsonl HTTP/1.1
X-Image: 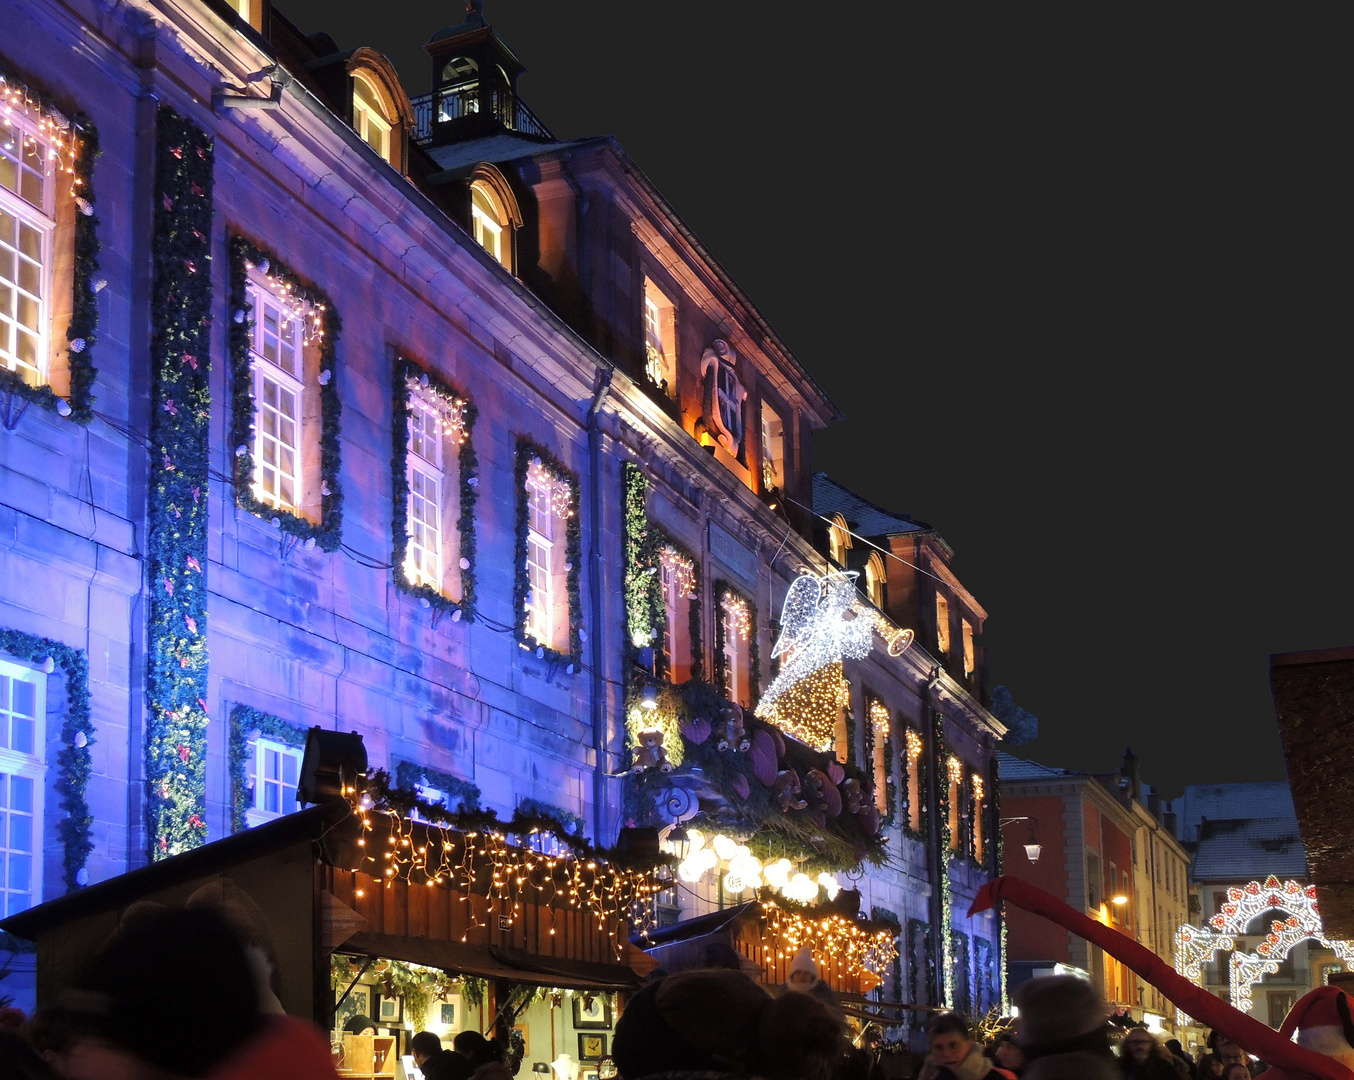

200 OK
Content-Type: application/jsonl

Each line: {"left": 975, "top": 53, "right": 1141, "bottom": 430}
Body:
{"left": 784, "top": 946, "right": 821, "bottom": 992}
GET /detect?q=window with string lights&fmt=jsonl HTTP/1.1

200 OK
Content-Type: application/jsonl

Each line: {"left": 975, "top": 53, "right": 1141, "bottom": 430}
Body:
{"left": 718, "top": 587, "right": 754, "bottom": 707}
{"left": 659, "top": 544, "right": 697, "bottom": 683}
{"left": 905, "top": 728, "right": 924, "bottom": 836}
{"left": 947, "top": 755, "right": 964, "bottom": 853}
{"left": 0, "top": 70, "right": 94, "bottom": 413}
{"left": 397, "top": 361, "right": 475, "bottom": 607}
{"left": 515, "top": 442, "right": 580, "bottom": 662}
{"left": 970, "top": 770, "right": 986, "bottom": 865}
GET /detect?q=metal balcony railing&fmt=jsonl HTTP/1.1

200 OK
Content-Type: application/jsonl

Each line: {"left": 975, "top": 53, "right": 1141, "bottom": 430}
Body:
{"left": 410, "top": 86, "right": 553, "bottom": 145}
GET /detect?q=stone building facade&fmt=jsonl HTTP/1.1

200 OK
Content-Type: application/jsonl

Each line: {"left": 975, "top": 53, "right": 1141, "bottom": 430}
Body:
{"left": 0, "top": 0, "right": 1005, "bottom": 1027}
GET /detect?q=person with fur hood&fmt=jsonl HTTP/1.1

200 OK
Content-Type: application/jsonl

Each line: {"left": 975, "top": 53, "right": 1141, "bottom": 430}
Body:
{"left": 1010, "top": 975, "right": 1122, "bottom": 1080}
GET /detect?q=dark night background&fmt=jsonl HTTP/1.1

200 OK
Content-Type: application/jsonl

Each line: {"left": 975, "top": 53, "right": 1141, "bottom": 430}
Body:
{"left": 280, "top": 2, "right": 1346, "bottom": 798}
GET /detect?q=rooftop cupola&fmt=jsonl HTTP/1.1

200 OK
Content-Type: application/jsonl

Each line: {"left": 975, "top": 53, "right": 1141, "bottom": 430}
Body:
{"left": 414, "top": 0, "right": 552, "bottom": 146}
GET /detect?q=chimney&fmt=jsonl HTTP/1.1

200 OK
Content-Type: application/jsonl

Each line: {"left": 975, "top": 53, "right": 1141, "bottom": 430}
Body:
{"left": 1120, "top": 747, "right": 1142, "bottom": 802}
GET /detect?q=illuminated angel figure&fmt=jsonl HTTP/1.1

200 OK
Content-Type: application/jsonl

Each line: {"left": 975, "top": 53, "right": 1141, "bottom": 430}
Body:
{"left": 755, "top": 571, "right": 913, "bottom": 752}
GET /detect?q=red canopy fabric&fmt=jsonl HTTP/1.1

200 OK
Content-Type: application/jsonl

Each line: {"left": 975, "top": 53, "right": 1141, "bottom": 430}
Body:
{"left": 968, "top": 876, "right": 1354, "bottom": 1080}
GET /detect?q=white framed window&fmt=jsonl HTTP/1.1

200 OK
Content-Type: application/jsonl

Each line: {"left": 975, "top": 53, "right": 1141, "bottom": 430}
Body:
{"left": 0, "top": 657, "right": 46, "bottom": 917}
{"left": 0, "top": 107, "right": 54, "bottom": 389}
{"left": 525, "top": 468, "right": 557, "bottom": 648}
{"left": 869, "top": 698, "right": 890, "bottom": 815}
{"left": 962, "top": 618, "right": 975, "bottom": 676}
{"left": 905, "top": 729, "right": 923, "bottom": 834}
{"left": 247, "top": 278, "right": 305, "bottom": 515}
{"left": 642, "top": 278, "right": 676, "bottom": 398}
{"left": 760, "top": 401, "right": 784, "bottom": 492}
{"left": 471, "top": 184, "right": 506, "bottom": 268}
{"left": 659, "top": 547, "right": 696, "bottom": 683}
{"left": 720, "top": 590, "right": 752, "bottom": 707}
{"left": 352, "top": 73, "right": 392, "bottom": 163}
{"left": 405, "top": 394, "right": 444, "bottom": 591}
{"left": 246, "top": 737, "right": 302, "bottom": 827}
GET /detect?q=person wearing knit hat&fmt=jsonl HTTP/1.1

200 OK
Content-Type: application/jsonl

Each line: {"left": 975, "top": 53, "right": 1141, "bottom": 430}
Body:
{"left": 785, "top": 946, "right": 820, "bottom": 992}
{"left": 1012, "top": 975, "right": 1120, "bottom": 1080}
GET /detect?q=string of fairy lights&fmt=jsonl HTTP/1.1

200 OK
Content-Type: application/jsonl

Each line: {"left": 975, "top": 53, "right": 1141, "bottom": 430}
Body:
{"left": 1, "top": 73, "right": 83, "bottom": 191}
{"left": 760, "top": 899, "right": 899, "bottom": 986}
{"left": 347, "top": 782, "right": 663, "bottom": 959}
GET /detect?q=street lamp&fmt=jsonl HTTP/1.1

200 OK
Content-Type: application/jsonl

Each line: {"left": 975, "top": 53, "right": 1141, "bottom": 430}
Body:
{"left": 1111, "top": 895, "right": 1129, "bottom": 906}
{"left": 1000, "top": 816, "right": 1042, "bottom": 863}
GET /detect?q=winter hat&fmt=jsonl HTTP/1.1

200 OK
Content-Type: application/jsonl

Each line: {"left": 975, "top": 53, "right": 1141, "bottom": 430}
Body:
{"left": 1277, "top": 986, "right": 1354, "bottom": 1066}
{"left": 786, "top": 945, "right": 819, "bottom": 986}
{"left": 1014, "top": 975, "right": 1108, "bottom": 1048}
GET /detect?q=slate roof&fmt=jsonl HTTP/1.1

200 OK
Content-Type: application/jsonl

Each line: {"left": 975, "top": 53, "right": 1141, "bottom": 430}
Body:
{"left": 996, "top": 751, "right": 1079, "bottom": 782}
{"left": 1176, "top": 782, "right": 1298, "bottom": 843}
{"left": 1190, "top": 816, "right": 1308, "bottom": 881}
{"left": 812, "top": 473, "right": 929, "bottom": 539}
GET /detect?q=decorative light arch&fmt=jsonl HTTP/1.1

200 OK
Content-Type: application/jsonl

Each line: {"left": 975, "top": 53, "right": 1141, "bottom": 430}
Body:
{"left": 1174, "top": 876, "right": 1354, "bottom": 1023}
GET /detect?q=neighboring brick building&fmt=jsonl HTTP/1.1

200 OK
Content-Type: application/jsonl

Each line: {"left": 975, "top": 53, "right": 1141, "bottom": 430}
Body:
{"left": 999, "top": 749, "right": 1192, "bottom": 1038}
{"left": 0, "top": 0, "right": 1006, "bottom": 1032}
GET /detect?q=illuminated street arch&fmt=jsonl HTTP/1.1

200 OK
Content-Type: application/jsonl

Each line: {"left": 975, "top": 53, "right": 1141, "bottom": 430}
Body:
{"left": 1174, "top": 876, "right": 1354, "bottom": 1023}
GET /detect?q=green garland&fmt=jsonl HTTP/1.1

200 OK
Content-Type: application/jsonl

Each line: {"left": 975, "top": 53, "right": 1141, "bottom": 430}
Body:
{"left": 227, "top": 234, "right": 343, "bottom": 550}
{"left": 513, "top": 439, "right": 582, "bottom": 665}
{"left": 394, "top": 759, "right": 482, "bottom": 812}
{"left": 0, "top": 68, "right": 99, "bottom": 422}
{"left": 993, "top": 755, "right": 1008, "bottom": 1011}
{"left": 228, "top": 705, "right": 307, "bottom": 833}
{"left": 952, "top": 930, "right": 970, "bottom": 1014}
{"left": 934, "top": 709, "right": 953, "bottom": 1008}
{"left": 0, "top": 629, "right": 93, "bottom": 890}
{"left": 622, "top": 463, "right": 663, "bottom": 660}
{"left": 146, "top": 108, "right": 213, "bottom": 861}
{"left": 711, "top": 579, "right": 758, "bottom": 703}
{"left": 516, "top": 797, "right": 585, "bottom": 839}
{"left": 907, "top": 917, "right": 936, "bottom": 1031}
{"left": 390, "top": 357, "right": 479, "bottom": 620}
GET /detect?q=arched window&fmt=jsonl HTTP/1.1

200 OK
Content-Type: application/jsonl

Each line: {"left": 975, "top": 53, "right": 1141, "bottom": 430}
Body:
{"left": 467, "top": 169, "right": 521, "bottom": 273}
{"left": 864, "top": 552, "right": 886, "bottom": 607}
{"left": 352, "top": 72, "right": 393, "bottom": 163}
{"left": 828, "top": 514, "right": 851, "bottom": 567}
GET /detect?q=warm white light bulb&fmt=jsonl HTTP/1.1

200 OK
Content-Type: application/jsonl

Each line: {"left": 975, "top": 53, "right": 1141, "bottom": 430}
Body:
{"left": 712, "top": 834, "right": 739, "bottom": 862}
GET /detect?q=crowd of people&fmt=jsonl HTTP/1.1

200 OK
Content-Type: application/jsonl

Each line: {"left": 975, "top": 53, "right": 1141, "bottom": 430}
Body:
{"left": 0, "top": 904, "right": 1277, "bottom": 1080}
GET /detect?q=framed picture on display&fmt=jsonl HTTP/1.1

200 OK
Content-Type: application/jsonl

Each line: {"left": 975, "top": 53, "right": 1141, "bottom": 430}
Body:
{"left": 377, "top": 994, "right": 403, "bottom": 1024}
{"left": 440, "top": 1001, "right": 456, "bottom": 1026}
{"left": 581, "top": 1071, "right": 600, "bottom": 1080}
{"left": 514, "top": 1024, "right": 530, "bottom": 1056}
{"left": 335, "top": 984, "right": 372, "bottom": 1031}
{"left": 578, "top": 1032, "right": 607, "bottom": 1061}
{"left": 571, "top": 994, "right": 612, "bottom": 1029}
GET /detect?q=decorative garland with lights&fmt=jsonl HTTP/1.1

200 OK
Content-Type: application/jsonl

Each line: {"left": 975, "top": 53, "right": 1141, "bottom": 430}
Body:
{"left": 934, "top": 710, "right": 954, "bottom": 1008}
{"left": 351, "top": 771, "right": 667, "bottom": 952}
{"left": 992, "top": 755, "right": 1008, "bottom": 1011}
{"left": 228, "top": 706, "right": 307, "bottom": 833}
{"left": 712, "top": 579, "right": 759, "bottom": 703}
{"left": 227, "top": 234, "right": 343, "bottom": 550}
{"left": 952, "top": 930, "right": 970, "bottom": 1013}
{"left": 0, "top": 629, "right": 93, "bottom": 889}
{"left": 907, "top": 917, "right": 936, "bottom": 1031}
{"left": 622, "top": 463, "right": 663, "bottom": 659}
{"left": 0, "top": 69, "right": 99, "bottom": 422}
{"left": 391, "top": 357, "right": 479, "bottom": 620}
{"left": 513, "top": 439, "right": 582, "bottom": 665}
{"left": 146, "top": 108, "right": 213, "bottom": 861}
{"left": 394, "top": 759, "right": 482, "bottom": 813}
{"left": 871, "top": 906, "right": 904, "bottom": 1015}
{"left": 516, "top": 797, "right": 585, "bottom": 839}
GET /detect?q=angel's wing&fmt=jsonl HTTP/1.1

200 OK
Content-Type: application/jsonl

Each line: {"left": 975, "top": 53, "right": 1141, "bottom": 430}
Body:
{"left": 771, "top": 574, "right": 825, "bottom": 658}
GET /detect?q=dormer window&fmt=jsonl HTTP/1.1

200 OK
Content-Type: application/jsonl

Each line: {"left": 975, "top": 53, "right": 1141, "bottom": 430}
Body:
{"left": 352, "top": 73, "right": 393, "bottom": 162}
{"left": 466, "top": 170, "right": 520, "bottom": 274}
{"left": 828, "top": 514, "right": 851, "bottom": 568}
{"left": 864, "top": 552, "right": 886, "bottom": 607}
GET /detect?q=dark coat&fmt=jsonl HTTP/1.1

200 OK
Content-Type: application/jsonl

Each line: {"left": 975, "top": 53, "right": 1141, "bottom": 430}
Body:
{"left": 419, "top": 1048, "right": 474, "bottom": 1080}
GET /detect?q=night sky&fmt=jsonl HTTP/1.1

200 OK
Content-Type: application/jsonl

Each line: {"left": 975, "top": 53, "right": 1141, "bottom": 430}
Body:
{"left": 278, "top": 3, "right": 1346, "bottom": 799}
